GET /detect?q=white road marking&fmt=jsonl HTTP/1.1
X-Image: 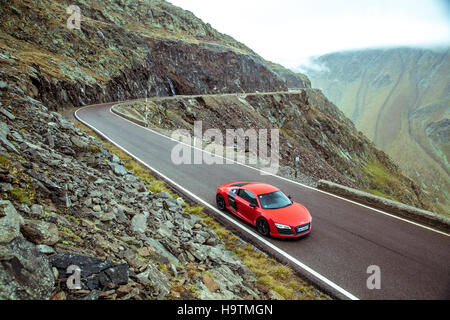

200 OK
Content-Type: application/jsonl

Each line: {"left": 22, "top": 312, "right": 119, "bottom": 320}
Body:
{"left": 75, "top": 105, "right": 360, "bottom": 300}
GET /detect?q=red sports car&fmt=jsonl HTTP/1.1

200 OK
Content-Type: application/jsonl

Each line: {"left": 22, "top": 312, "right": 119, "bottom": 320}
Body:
{"left": 216, "top": 182, "right": 312, "bottom": 238}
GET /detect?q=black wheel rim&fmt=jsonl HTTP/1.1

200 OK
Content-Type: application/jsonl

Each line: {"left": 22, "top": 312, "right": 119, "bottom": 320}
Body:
{"left": 216, "top": 195, "right": 225, "bottom": 210}
{"left": 257, "top": 219, "right": 269, "bottom": 236}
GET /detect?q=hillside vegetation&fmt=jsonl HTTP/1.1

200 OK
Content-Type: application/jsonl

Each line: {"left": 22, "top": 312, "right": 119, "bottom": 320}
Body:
{"left": 304, "top": 48, "right": 449, "bottom": 214}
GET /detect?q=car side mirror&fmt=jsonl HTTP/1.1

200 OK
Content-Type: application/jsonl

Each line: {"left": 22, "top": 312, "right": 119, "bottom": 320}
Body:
{"left": 288, "top": 195, "right": 292, "bottom": 200}
{"left": 249, "top": 203, "right": 256, "bottom": 208}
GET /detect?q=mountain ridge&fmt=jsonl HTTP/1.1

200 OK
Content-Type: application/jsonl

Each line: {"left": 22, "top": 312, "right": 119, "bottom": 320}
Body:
{"left": 0, "top": 0, "right": 310, "bottom": 112}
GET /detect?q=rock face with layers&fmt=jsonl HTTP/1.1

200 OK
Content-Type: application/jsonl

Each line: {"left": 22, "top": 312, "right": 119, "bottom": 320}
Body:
{"left": 0, "top": 0, "right": 309, "bottom": 111}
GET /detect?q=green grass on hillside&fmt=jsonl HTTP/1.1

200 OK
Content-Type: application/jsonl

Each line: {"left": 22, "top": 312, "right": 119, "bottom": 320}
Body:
{"left": 362, "top": 188, "right": 400, "bottom": 203}
{"left": 363, "top": 160, "right": 402, "bottom": 203}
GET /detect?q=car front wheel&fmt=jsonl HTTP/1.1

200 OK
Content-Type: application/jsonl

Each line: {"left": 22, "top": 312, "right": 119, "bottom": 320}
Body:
{"left": 256, "top": 218, "right": 270, "bottom": 237}
{"left": 216, "top": 194, "right": 226, "bottom": 211}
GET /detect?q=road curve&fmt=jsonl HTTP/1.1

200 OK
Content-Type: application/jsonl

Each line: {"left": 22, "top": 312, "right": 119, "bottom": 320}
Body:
{"left": 76, "top": 102, "right": 450, "bottom": 300}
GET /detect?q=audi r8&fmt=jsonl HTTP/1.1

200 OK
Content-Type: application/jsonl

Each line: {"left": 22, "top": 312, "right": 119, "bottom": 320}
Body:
{"left": 216, "top": 182, "right": 312, "bottom": 238}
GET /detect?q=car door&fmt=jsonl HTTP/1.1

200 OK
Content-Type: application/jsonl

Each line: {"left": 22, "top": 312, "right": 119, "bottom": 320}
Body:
{"left": 236, "top": 189, "right": 259, "bottom": 224}
{"left": 227, "top": 188, "right": 238, "bottom": 212}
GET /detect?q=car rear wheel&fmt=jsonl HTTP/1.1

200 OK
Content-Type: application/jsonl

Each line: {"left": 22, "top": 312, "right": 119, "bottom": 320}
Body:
{"left": 256, "top": 218, "right": 270, "bottom": 237}
{"left": 216, "top": 194, "right": 226, "bottom": 211}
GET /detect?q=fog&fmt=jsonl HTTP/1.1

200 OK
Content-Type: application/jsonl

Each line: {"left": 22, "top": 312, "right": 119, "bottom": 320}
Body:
{"left": 169, "top": 0, "right": 450, "bottom": 68}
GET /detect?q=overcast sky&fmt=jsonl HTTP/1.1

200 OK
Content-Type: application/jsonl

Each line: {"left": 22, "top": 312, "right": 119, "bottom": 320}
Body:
{"left": 169, "top": 0, "right": 450, "bottom": 69}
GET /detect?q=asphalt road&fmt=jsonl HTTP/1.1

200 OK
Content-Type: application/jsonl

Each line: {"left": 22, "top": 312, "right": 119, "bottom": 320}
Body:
{"left": 76, "top": 102, "right": 450, "bottom": 300}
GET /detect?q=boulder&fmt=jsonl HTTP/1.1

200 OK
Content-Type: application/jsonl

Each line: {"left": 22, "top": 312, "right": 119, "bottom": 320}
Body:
{"left": 70, "top": 136, "right": 90, "bottom": 150}
{"left": 109, "top": 162, "right": 128, "bottom": 176}
{"left": 92, "top": 210, "right": 116, "bottom": 222}
{"left": 131, "top": 213, "right": 148, "bottom": 234}
{"left": 21, "top": 219, "right": 60, "bottom": 245}
{"left": 49, "top": 253, "right": 129, "bottom": 291}
{"left": 138, "top": 263, "right": 171, "bottom": 299}
{"left": 0, "top": 200, "right": 24, "bottom": 244}
{"left": 30, "top": 204, "right": 44, "bottom": 218}
{"left": 0, "top": 108, "right": 16, "bottom": 120}
{"left": 0, "top": 237, "right": 55, "bottom": 300}
{"left": 0, "top": 122, "right": 18, "bottom": 153}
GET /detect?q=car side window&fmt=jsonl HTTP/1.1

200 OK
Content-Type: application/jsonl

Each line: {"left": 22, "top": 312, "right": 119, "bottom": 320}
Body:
{"left": 238, "top": 189, "right": 258, "bottom": 206}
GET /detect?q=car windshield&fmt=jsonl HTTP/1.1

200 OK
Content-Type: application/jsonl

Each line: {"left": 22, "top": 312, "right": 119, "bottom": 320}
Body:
{"left": 258, "top": 191, "right": 292, "bottom": 209}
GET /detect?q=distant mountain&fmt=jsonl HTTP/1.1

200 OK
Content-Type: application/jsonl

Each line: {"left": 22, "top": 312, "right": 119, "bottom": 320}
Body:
{"left": 302, "top": 47, "right": 450, "bottom": 214}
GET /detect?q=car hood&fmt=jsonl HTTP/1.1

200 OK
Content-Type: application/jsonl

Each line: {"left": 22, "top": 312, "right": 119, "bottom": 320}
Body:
{"left": 263, "top": 202, "right": 311, "bottom": 226}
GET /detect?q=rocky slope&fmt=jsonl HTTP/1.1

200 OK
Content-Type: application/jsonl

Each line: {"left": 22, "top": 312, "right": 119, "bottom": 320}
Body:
{"left": 0, "top": 87, "right": 330, "bottom": 300}
{"left": 0, "top": 0, "right": 309, "bottom": 112}
{"left": 0, "top": 97, "right": 269, "bottom": 300}
{"left": 266, "top": 62, "right": 311, "bottom": 89}
{"left": 303, "top": 48, "right": 449, "bottom": 215}
{"left": 117, "top": 90, "right": 437, "bottom": 212}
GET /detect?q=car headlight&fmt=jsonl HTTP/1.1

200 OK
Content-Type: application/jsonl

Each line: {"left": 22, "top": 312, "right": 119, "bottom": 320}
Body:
{"left": 275, "top": 223, "right": 291, "bottom": 230}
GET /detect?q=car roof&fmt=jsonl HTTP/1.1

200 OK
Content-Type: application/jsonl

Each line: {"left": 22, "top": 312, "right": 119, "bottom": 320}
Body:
{"left": 241, "top": 182, "right": 279, "bottom": 195}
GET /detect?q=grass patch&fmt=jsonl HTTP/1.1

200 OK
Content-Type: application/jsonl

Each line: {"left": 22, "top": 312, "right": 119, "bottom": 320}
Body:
{"left": 364, "top": 160, "right": 394, "bottom": 186}
{"left": 147, "top": 179, "right": 167, "bottom": 194}
{"left": 59, "top": 226, "right": 82, "bottom": 241}
{"left": 363, "top": 160, "right": 404, "bottom": 202}
{"left": 90, "top": 144, "right": 102, "bottom": 154}
{"left": 232, "top": 243, "right": 325, "bottom": 299}
{"left": 0, "top": 154, "right": 11, "bottom": 167}
{"left": 8, "top": 187, "right": 34, "bottom": 205}
{"left": 363, "top": 188, "right": 400, "bottom": 203}
{"left": 183, "top": 206, "right": 204, "bottom": 216}
{"left": 273, "top": 286, "right": 294, "bottom": 299}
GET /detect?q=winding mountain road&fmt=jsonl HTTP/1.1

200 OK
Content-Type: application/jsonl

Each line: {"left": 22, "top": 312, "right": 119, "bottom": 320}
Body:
{"left": 75, "top": 102, "right": 450, "bottom": 300}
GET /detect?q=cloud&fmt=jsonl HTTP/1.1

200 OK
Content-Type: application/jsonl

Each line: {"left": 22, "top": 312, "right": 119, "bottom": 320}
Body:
{"left": 169, "top": 0, "right": 450, "bottom": 66}
{"left": 295, "top": 57, "right": 330, "bottom": 74}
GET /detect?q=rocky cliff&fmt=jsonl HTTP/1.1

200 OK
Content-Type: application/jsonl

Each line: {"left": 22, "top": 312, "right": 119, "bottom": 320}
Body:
{"left": 303, "top": 48, "right": 449, "bottom": 215}
{"left": 0, "top": 0, "right": 309, "bottom": 112}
